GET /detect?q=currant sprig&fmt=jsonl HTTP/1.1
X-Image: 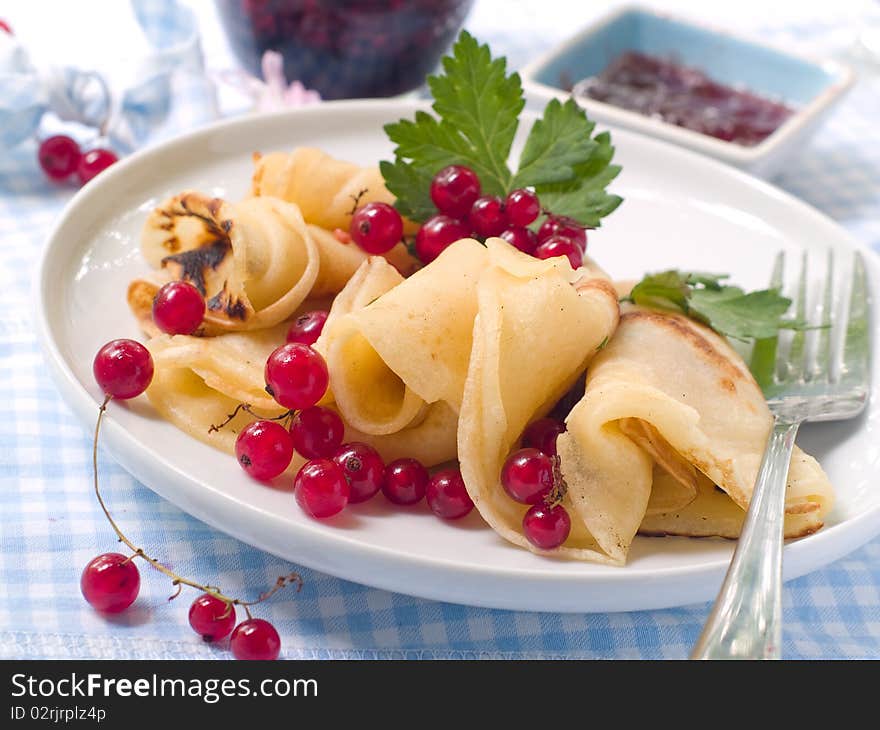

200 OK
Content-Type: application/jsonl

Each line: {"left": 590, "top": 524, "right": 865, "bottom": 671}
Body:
{"left": 206, "top": 322, "right": 475, "bottom": 523}
{"left": 86, "top": 338, "right": 302, "bottom": 660}
{"left": 500, "top": 416, "right": 572, "bottom": 550}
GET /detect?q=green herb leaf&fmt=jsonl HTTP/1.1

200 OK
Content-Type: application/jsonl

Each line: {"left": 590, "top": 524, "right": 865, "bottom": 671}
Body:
{"left": 382, "top": 31, "right": 521, "bottom": 212}
{"left": 625, "top": 270, "right": 692, "bottom": 312}
{"left": 512, "top": 98, "right": 598, "bottom": 188}
{"left": 428, "top": 31, "right": 523, "bottom": 194}
{"left": 378, "top": 159, "right": 436, "bottom": 222}
{"left": 382, "top": 31, "right": 622, "bottom": 226}
{"left": 686, "top": 272, "right": 730, "bottom": 289}
{"left": 689, "top": 288, "right": 796, "bottom": 341}
{"left": 627, "top": 269, "right": 806, "bottom": 342}
{"left": 535, "top": 131, "right": 623, "bottom": 227}
{"left": 383, "top": 112, "right": 483, "bottom": 182}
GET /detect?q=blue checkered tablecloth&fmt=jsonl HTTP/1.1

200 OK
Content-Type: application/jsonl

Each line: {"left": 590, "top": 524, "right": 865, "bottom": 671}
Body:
{"left": 2, "top": 1, "right": 880, "bottom": 660}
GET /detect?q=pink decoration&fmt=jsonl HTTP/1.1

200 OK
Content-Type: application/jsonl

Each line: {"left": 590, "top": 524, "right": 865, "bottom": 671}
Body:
{"left": 256, "top": 50, "right": 321, "bottom": 111}
{"left": 214, "top": 50, "right": 321, "bottom": 113}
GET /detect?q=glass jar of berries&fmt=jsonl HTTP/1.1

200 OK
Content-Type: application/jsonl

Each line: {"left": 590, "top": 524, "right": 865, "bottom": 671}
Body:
{"left": 214, "top": 0, "right": 474, "bottom": 100}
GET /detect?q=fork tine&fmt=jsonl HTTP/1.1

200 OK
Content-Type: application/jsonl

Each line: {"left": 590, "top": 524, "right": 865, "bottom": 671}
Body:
{"left": 807, "top": 250, "right": 834, "bottom": 383}
{"left": 750, "top": 251, "right": 784, "bottom": 390}
{"left": 838, "top": 252, "right": 870, "bottom": 386}
{"left": 768, "top": 251, "right": 786, "bottom": 290}
{"left": 781, "top": 251, "right": 809, "bottom": 382}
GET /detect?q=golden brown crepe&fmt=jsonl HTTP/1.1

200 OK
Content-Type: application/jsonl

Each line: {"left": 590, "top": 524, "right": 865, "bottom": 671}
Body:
{"left": 131, "top": 192, "right": 319, "bottom": 336}
{"left": 145, "top": 322, "right": 290, "bottom": 456}
{"left": 317, "top": 238, "right": 487, "bottom": 436}
{"left": 556, "top": 306, "right": 834, "bottom": 564}
{"left": 639, "top": 462, "right": 830, "bottom": 539}
{"left": 251, "top": 146, "right": 418, "bottom": 235}
{"left": 456, "top": 239, "right": 621, "bottom": 560}
{"left": 129, "top": 191, "right": 417, "bottom": 338}
{"left": 307, "top": 225, "right": 418, "bottom": 296}
{"left": 146, "top": 313, "right": 458, "bottom": 469}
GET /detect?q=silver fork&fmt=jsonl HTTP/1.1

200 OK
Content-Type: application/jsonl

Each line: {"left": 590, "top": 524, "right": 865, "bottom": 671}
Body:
{"left": 691, "top": 250, "right": 871, "bottom": 660}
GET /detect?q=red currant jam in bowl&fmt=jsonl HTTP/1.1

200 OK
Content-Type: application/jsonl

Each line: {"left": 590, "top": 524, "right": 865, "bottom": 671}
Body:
{"left": 215, "top": 0, "right": 474, "bottom": 100}
{"left": 572, "top": 51, "right": 794, "bottom": 147}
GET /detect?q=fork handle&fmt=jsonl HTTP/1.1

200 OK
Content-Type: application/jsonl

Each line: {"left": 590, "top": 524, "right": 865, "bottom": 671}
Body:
{"left": 690, "top": 418, "right": 801, "bottom": 660}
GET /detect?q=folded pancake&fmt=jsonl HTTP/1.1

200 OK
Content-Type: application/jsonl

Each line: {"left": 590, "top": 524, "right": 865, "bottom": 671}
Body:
{"left": 309, "top": 253, "right": 459, "bottom": 467}
{"left": 147, "top": 306, "right": 456, "bottom": 467}
{"left": 640, "top": 458, "right": 831, "bottom": 538}
{"left": 131, "top": 191, "right": 418, "bottom": 337}
{"left": 318, "top": 238, "right": 487, "bottom": 436}
{"left": 313, "top": 255, "right": 405, "bottom": 359}
{"left": 131, "top": 191, "right": 318, "bottom": 335}
{"left": 457, "top": 239, "right": 621, "bottom": 560}
{"left": 251, "top": 146, "right": 417, "bottom": 235}
{"left": 306, "top": 224, "right": 418, "bottom": 297}
{"left": 556, "top": 306, "right": 834, "bottom": 564}
{"left": 146, "top": 322, "right": 290, "bottom": 456}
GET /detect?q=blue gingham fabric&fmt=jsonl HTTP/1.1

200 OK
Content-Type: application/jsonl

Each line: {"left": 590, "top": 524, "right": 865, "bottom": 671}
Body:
{"left": 2, "top": 1, "right": 880, "bottom": 660}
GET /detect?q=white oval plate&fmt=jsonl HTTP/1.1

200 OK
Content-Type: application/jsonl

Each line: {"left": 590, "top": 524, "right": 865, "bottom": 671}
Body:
{"left": 36, "top": 101, "right": 879, "bottom": 613}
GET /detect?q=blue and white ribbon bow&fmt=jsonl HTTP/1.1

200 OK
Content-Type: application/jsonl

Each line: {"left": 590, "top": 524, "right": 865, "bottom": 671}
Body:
{"left": 0, "top": 0, "right": 214, "bottom": 155}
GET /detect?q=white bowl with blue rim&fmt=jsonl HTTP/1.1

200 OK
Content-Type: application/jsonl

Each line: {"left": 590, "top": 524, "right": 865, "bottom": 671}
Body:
{"left": 520, "top": 5, "right": 855, "bottom": 178}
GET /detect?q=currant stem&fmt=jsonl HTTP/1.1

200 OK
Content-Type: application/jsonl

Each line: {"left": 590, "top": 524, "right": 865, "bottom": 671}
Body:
{"left": 546, "top": 456, "right": 568, "bottom": 508}
{"left": 347, "top": 187, "right": 370, "bottom": 216}
{"left": 93, "top": 396, "right": 302, "bottom": 610}
{"left": 208, "top": 403, "right": 293, "bottom": 433}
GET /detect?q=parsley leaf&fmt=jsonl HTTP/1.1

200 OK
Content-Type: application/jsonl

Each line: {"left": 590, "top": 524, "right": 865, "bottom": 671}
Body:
{"left": 533, "top": 131, "right": 623, "bottom": 227}
{"left": 383, "top": 31, "right": 520, "bottom": 201}
{"left": 382, "top": 31, "right": 622, "bottom": 226}
{"left": 686, "top": 272, "right": 730, "bottom": 289}
{"left": 626, "top": 270, "right": 807, "bottom": 342}
{"left": 624, "top": 270, "right": 692, "bottom": 312}
{"left": 428, "top": 31, "right": 523, "bottom": 195}
{"left": 689, "top": 288, "right": 795, "bottom": 340}
{"left": 378, "top": 159, "right": 435, "bottom": 222}
{"left": 512, "top": 98, "right": 598, "bottom": 188}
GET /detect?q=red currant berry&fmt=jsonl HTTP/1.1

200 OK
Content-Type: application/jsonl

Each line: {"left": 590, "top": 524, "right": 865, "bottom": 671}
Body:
{"left": 469, "top": 195, "right": 506, "bottom": 238}
{"left": 499, "top": 226, "right": 538, "bottom": 255}
{"left": 152, "top": 280, "right": 205, "bottom": 335}
{"left": 286, "top": 310, "right": 328, "bottom": 346}
{"left": 0, "top": 19, "right": 13, "bottom": 34}
{"left": 426, "top": 468, "right": 473, "bottom": 520}
{"left": 430, "top": 165, "right": 481, "bottom": 218}
{"left": 295, "top": 458, "right": 350, "bottom": 518}
{"left": 349, "top": 202, "right": 403, "bottom": 254}
{"left": 332, "top": 442, "right": 385, "bottom": 503}
{"left": 500, "top": 448, "right": 554, "bottom": 505}
{"left": 521, "top": 418, "right": 565, "bottom": 457}
{"left": 188, "top": 593, "right": 236, "bottom": 641}
{"left": 537, "top": 216, "right": 587, "bottom": 250}
{"left": 265, "top": 343, "right": 329, "bottom": 410}
{"left": 93, "top": 339, "right": 154, "bottom": 399}
{"left": 230, "top": 618, "right": 281, "bottom": 660}
{"left": 382, "top": 458, "right": 429, "bottom": 505}
{"left": 534, "top": 235, "right": 583, "bottom": 269}
{"left": 505, "top": 189, "right": 540, "bottom": 227}
{"left": 290, "top": 406, "right": 344, "bottom": 459}
{"left": 77, "top": 148, "right": 118, "bottom": 184}
{"left": 80, "top": 553, "right": 140, "bottom": 613}
{"left": 414, "top": 214, "right": 470, "bottom": 265}
{"left": 235, "top": 420, "right": 293, "bottom": 480}
{"left": 523, "top": 503, "right": 571, "bottom": 550}
{"left": 38, "top": 135, "right": 81, "bottom": 181}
